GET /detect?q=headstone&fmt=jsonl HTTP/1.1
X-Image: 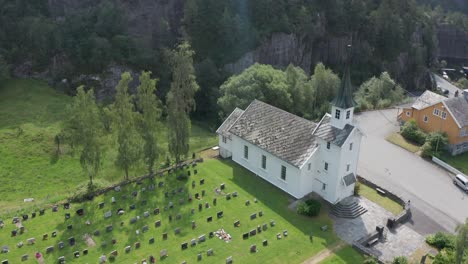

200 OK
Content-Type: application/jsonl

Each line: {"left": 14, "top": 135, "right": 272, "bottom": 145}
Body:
{"left": 195, "top": 193, "right": 200, "bottom": 199}
{"left": 192, "top": 180, "right": 196, "bottom": 188}
{"left": 74, "top": 251, "right": 80, "bottom": 258}
{"left": 257, "top": 225, "right": 262, "bottom": 233}
{"left": 46, "top": 246, "right": 54, "bottom": 253}
{"left": 234, "top": 220, "right": 240, "bottom": 227}
{"left": 149, "top": 237, "right": 155, "bottom": 244}
{"left": 159, "top": 182, "right": 164, "bottom": 188}
{"left": 22, "top": 214, "right": 28, "bottom": 221}
{"left": 65, "top": 213, "right": 71, "bottom": 219}
{"left": 21, "top": 254, "right": 28, "bottom": 261}
{"left": 114, "top": 186, "right": 121, "bottom": 191}
{"left": 104, "top": 211, "right": 112, "bottom": 218}
{"left": 129, "top": 204, "right": 136, "bottom": 210}
{"left": 259, "top": 211, "right": 263, "bottom": 217}
{"left": 83, "top": 249, "right": 88, "bottom": 255}
{"left": 165, "top": 192, "right": 169, "bottom": 198}
{"left": 101, "top": 241, "right": 107, "bottom": 247}
{"left": 132, "top": 191, "right": 138, "bottom": 197}
{"left": 1, "top": 246, "right": 8, "bottom": 253}
{"left": 169, "top": 201, "right": 174, "bottom": 209}
{"left": 169, "top": 215, "right": 173, "bottom": 222}
{"left": 198, "top": 234, "right": 206, "bottom": 243}
{"left": 58, "top": 241, "right": 65, "bottom": 249}
{"left": 52, "top": 206, "right": 58, "bottom": 212}
{"left": 148, "top": 184, "right": 155, "bottom": 191}
{"left": 179, "top": 199, "right": 184, "bottom": 205}
{"left": 76, "top": 208, "right": 84, "bottom": 216}
{"left": 110, "top": 197, "right": 115, "bottom": 204}
{"left": 106, "top": 225, "right": 113, "bottom": 232}
{"left": 176, "top": 214, "right": 181, "bottom": 220}
{"left": 191, "top": 208, "right": 195, "bottom": 214}
{"left": 187, "top": 170, "right": 191, "bottom": 176}
{"left": 245, "top": 200, "right": 250, "bottom": 206}
{"left": 220, "top": 183, "right": 225, "bottom": 190}
{"left": 270, "top": 220, "right": 276, "bottom": 227}
{"left": 58, "top": 256, "right": 65, "bottom": 264}
{"left": 154, "top": 208, "right": 160, "bottom": 215}
{"left": 155, "top": 220, "right": 161, "bottom": 228}
{"left": 233, "top": 192, "right": 238, "bottom": 197}
{"left": 283, "top": 230, "right": 288, "bottom": 236}
{"left": 31, "top": 212, "right": 36, "bottom": 218}
{"left": 198, "top": 203, "right": 203, "bottom": 211}
{"left": 175, "top": 228, "right": 181, "bottom": 235}
{"left": 242, "top": 233, "right": 249, "bottom": 239}
{"left": 197, "top": 253, "right": 202, "bottom": 261}
{"left": 194, "top": 169, "right": 198, "bottom": 175}
{"left": 39, "top": 209, "right": 45, "bottom": 215}
{"left": 207, "top": 248, "right": 213, "bottom": 256}
{"left": 27, "top": 238, "right": 35, "bottom": 245}
{"left": 250, "top": 213, "right": 257, "bottom": 220}
{"left": 141, "top": 200, "right": 147, "bottom": 206}
{"left": 52, "top": 231, "right": 57, "bottom": 237}
{"left": 192, "top": 221, "right": 196, "bottom": 229}
{"left": 67, "top": 225, "right": 72, "bottom": 230}
{"left": 125, "top": 246, "right": 131, "bottom": 253}
{"left": 249, "top": 229, "right": 256, "bottom": 236}
{"left": 142, "top": 225, "right": 149, "bottom": 232}
{"left": 112, "top": 239, "right": 117, "bottom": 244}
{"left": 64, "top": 203, "right": 70, "bottom": 209}
{"left": 217, "top": 211, "right": 223, "bottom": 219}
{"left": 68, "top": 237, "right": 75, "bottom": 246}
{"left": 202, "top": 190, "right": 206, "bottom": 196}
{"left": 213, "top": 198, "right": 217, "bottom": 206}
{"left": 181, "top": 242, "right": 188, "bottom": 250}
{"left": 277, "top": 233, "right": 282, "bottom": 239}
{"left": 254, "top": 198, "right": 258, "bottom": 203}
{"left": 209, "top": 232, "right": 214, "bottom": 238}
{"left": 191, "top": 238, "right": 197, "bottom": 247}
{"left": 207, "top": 216, "right": 212, "bottom": 222}
{"left": 94, "top": 230, "right": 100, "bottom": 236}
{"left": 200, "top": 179, "right": 204, "bottom": 185}
{"left": 42, "top": 233, "right": 48, "bottom": 240}
{"left": 19, "top": 226, "right": 24, "bottom": 234}
{"left": 135, "top": 241, "right": 141, "bottom": 249}
{"left": 11, "top": 230, "right": 17, "bottom": 237}
{"left": 263, "top": 239, "right": 268, "bottom": 246}
{"left": 162, "top": 233, "right": 168, "bottom": 240}
{"left": 144, "top": 211, "right": 150, "bottom": 218}
{"left": 262, "top": 224, "right": 268, "bottom": 231}
{"left": 160, "top": 249, "right": 167, "bottom": 258}
{"left": 205, "top": 202, "right": 210, "bottom": 209}
{"left": 226, "top": 256, "right": 233, "bottom": 264}
{"left": 226, "top": 193, "right": 231, "bottom": 200}
{"left": 250, "top": 244, "right": 257, "bottom": 253}
{"left": 99, "top": 255, "right": 107, "bottom": 264}
{"left": 111, "top": 250, "right": 118, "bottom": 256}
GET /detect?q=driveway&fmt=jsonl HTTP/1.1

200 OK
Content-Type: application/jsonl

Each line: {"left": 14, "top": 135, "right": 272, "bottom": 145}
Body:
{"left": 355, "top": 109, "right": 467, "bottom": 234}
{"left": 434, "top": 74, "right": 463, "bottom": 98}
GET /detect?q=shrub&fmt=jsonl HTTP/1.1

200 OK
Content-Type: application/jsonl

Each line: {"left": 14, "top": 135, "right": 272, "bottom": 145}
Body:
{"left": 420, "top": 142, "right": 433, "bottom": 158}
{"left": 363, "top": 257, "right": 378, "bottom": 264}
{"left": 433, "top": 249, "right": 456, "bottom": 264}
{"left": 401, "top": 120, "right": 426, "bottom": 145}
{"left": 426, "top": 132, "right": 449, "bottom": 153}
{"left": 354, "top": 182, "right": 361, "bottom": 196}
{"left": 392, "top": 256, "right": 408, "bottom": 264}
{"left": 297, "top": 199, "right": 322, "bottom": 217}
{"left": 70, "top": 179, "right": 111, "bottom": 202}
{"left": 426, "top": 232, "right": 456, "bottom": 250}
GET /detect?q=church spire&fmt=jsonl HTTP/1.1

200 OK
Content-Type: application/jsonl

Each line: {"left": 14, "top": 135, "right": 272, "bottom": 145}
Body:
{"left": 331, "top": 45, "right": 357, "bottom": 109}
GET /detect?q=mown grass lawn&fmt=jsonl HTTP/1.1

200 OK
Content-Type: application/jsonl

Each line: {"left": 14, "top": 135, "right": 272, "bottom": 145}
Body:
{"left": 359, "top": 184, "right": 404, "bottom": 215}
{"left": 435, "top": 151, "right": 468, "bottom": 175}
{"left": 319, "top": 245, "right": 365, "bottom": 264}
{"left": 0, "top": 159, "right": 340, "bottom": 264}
{"left": 0, "top": 79, "right": 217, "bottom": 215}
{"left": 386, "top": 132, "right": 421, "bottom": 153}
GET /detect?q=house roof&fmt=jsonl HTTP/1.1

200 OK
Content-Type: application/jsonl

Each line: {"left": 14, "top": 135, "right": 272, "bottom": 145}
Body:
{"left": 443, "top": 96, "right": 468, "bottom": 128}
{"left": 411, "top": 90, "right": 446, "bottom": 110}
{"left": 331, "top": 66, "right": 357, "bottom": 109}
{"left": 343, "top": 173, "right": 356, "bottom": 187}
{"left": 216, "top": 108, "right": 244, "bottom": 136}
{"left": 313, "top": 114, "right": 355, "bottom": 147}
{"left": 228, "top": 100, "right": 319, "bottom": 167}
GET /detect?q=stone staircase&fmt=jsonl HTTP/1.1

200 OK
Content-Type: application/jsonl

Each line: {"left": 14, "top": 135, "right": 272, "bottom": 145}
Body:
{"left": 331, "top": 196, "right": 367, "bottom": 219}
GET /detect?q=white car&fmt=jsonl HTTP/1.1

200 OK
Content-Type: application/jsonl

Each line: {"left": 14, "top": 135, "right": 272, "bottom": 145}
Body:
{"left": 454, "top": 174, "right": 468, "bottom": 193}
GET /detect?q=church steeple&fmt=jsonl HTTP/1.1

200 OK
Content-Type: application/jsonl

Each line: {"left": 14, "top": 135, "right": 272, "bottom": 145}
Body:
{"left": 330, "top": 45, "right": 356, "bottom": 130}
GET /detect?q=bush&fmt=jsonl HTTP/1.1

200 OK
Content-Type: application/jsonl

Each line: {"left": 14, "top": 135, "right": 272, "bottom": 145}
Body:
{"left": 70, "top": 179, "right": 111, "bottom": 202}
{"left": 297, "top": 199, "right": 322, "bottom": 217}
{"left": 363, "top": 257, "right": 378, "bottom": 264}
{"left": 420, "top": 142, "right": 433, "bottom": 158}
{"left": 433, "top": 249, "right": 456, "bottom": 264}
{"left": 426, "top": 132, "right": 449, "bottom": 153}
{"left": 426, "top": 232, "right": 456, "bottom": 250}
{"left": 401, "top": 120, "right": 426, "bottom": 145}
{"left": 392, "top": 256, "right": 408, "bottom": 264}
{"left": 354, "top": 182, "right": 361, "bottom": 196}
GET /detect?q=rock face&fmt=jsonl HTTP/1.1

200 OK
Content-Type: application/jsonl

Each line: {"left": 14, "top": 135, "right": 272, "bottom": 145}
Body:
{"left": 437, "top": 24, "right": 468, "bottom": 61}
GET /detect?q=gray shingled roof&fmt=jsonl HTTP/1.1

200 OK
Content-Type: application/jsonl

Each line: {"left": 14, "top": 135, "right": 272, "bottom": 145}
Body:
{"left": 443, "top": 97, "right": 468, "bottom": 127}
{"left": 313, "top": 114, "right": 355, "bottom": 147}
{"left": 412, "top": 90, "right": 446, "bottom": 110}
{"left": 331, "top": 66, "right": 357, "bottom": 109}
{"left": 343, "top": 173, "right": 356, "bottom": 187}
{"left": 216, "top": 108, "right": 245, "bottom": 137}
{"left": 228, "top": 100, "right": 318, "bottom": 167}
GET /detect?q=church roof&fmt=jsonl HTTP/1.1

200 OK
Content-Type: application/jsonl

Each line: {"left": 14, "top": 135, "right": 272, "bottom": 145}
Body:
{"left": 331, "top": 66, "right": 357, "bottom": 109}
{"left": 216, "top": 108, "right": 244, "bottom": 136}
{"left": 228, "top": 100, "right": 318, "bottom": 167}
{"left": 313, "top": 114, "right": 355, "bottom": 147}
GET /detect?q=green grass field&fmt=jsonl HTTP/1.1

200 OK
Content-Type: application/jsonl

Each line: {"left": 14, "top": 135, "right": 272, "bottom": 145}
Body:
{"left": 0, "top": 159, "right": 341, "bottom": 264}
{"left": 359, "top": 184, "right": 404, "bottom": 215}
{"left": 436, "top": 151, "right": 468, "bottom": 175}
{"left": 0, "top": 79, "right": 217, "bottom": 215}
{"left": 319, "top": 245, "right": 366, "bottom": 264}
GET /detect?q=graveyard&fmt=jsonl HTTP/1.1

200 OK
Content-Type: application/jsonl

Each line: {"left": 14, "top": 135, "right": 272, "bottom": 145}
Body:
{"left": 0, "top": 158, "right": 345, "bottom": 264}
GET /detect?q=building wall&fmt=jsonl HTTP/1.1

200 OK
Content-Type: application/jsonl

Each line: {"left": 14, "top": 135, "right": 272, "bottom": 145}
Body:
{"left": 230, "top": 135, "right": 305, "bottom": 198}
{"left": 218, "top": 134, "right": 232, "bottom": 158}
{"left": 399, "top": 103, "right": 467, "bottom": 145}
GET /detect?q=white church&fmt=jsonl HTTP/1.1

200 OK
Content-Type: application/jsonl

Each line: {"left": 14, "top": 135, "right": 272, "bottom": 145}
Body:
{"left": 216, "top": 66, "right": 363, "bottom": 204}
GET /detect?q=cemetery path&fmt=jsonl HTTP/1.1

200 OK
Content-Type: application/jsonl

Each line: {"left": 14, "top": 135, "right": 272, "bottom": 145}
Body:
{"left": 301, "top": 241, "right": 346, "bottom": 264}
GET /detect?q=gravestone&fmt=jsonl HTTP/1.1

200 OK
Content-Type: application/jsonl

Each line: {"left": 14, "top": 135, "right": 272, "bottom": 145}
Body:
{"left": 226, "top": 193, "right": 231, "bottom": 200}
{"left": 176, "top": 214, "right": 181, "bottom": 220}
{"left": 155, "top": 220, "right": 161, "bottom": 228}
{"left": 112, "top": 239, "right": 117, "bottom": 245}
{"left": 106, "top": 225, "right": 113, "bottom": 232}
{"left": 21, "top": 254, "right": 28, "bottom": 261}
{"left": 144, "top": 211, "right": 150, "bottom": 218}
{"left": 181, "top": 242, "right": 188, "bottom": 250}
{"left": 175, "top": 228, "right": 181, "bottom": 235}
{"left": 200, "top": 179, "right": 204, "bottom": 185}
{"left": 114, "top": 186, "right": 121, "bottom": 191}
{"left": 42, "top": 233, "right": 48, "bottom": 240}
{"left": 259, "top": 211, "right": 263, "bottom": 217}
{"left": 249, "top": 229, "right": 256, "bottom": 236}
{"left": 125, "top": 246, "right": 131, "bottom": 253}
{"left": 277, "top": 233, "right": 282, "bottom": 239}
{"left": 207, "top": 248, "right": 213, "bottom": 256}
{"left": 58, "top": 241, "right": 65, "bottom": 249}
{"left": 160, "top": 249, "right": 167, "bottom": 258}
{"left": 65, "top": 213, "right": 71, "bottom": 219}
{"left": 207, "top": 216, "right": 212, "bottom": 222}
{"left": 39, "top": 209, "right": 45, "bottom": 215}
{"left": 198, "top": 203, "right": 202, "bottom": 211}
{"left": 99, "top": 255, "right": 107, "bottom": 264}
{"left": 148, "top": 184, "right": 155, "bottom": 191}
{"left": 19, "top": 226, "right": 25, "bottom": 234}
{"left": 233, "top": 192, "right": 238, "bottom": 197}
{"left": 132, "top": 191, "right": 137, "bottom": 197}
{"left": 242, "top": 233, "right": 249, "bottom": 239}
{"left": 129, "top": 204, "right": 136, "bottom": 210}
{"left": 194, "top": 169, "right": 198, "bottom": 175}
{"left": 142, "top": 225, "right": 149, "bottom": 232}
{"left": 191, "top": 208, "right": 195, "bottom": 214}
{"left": 141, "top": 200, "right": 147, "bottom": 206}
{"left": 22, "top": 214, "right": 28, "bottom": 221}
{"left": 198, "top": 234, "right": 206, "bottom": 243}
{"left": 250, "top": 213, "right": 257, "bottom": 220}
{"left": 11, "top": 230, "right": 17, "bottom": 237}
{"left": 263, "top": 239, "right": 268, "bottom": 246}
{"left": 209, "top": 232, "right": 214, "bottom": 238}
{"left": 192, "top": 181, "right": 196, "bottom": 188}
{"left": 205, "top": 202, "right": 210, "bottom": 209}
{"left": 27, "top": 238, "right": 35, "bottom": 245}
{"left": 169, "top": 201, "right": 174, "bottom": 209}
{"left": 169, "top": 215, "right": 173, "bottom": 222}
{"left": 52, "top": 206, "right": 58, "bottom": 212}
{"left": 52, "top": 231, "right": 57, "bottom": 237}
{"left": 195, "top": 193, "right": 200, "bottom": 199}
{"left": 220, "top": 183, "right": 225, "bottom": 190}
{"left": 46, "top": 246, "right": 54, "bottom": 253}
{"left": 217, "top": 211, "right": 223, "bottom": 219}
{"left": 197, "top": 253, "right": 202, "bottom": 261}
{"left": 283, "top": 230, "right": 288, "bottom": 236}
{"left": 31, "top": 212, "right": 36, "bottom": 218}
{"left": 245, "top": 200, "right": 250, "bottom": 206}
{"left": 187, "top": 170, "right": 191, "bottom": 176}
{"left": 104, "top": 211, "right": 112, "bottom": 218}
{"left": 101, "top": 241, "right": 107, "bottom": 247}
{"left": 213, "top": 198, "right": 217, "bottom": 206}
{"left": 99, "top": 202, "right": 105, "bottom": 209}
{"left": 83, "top": 249, "right": 88, "bottom": 255}
{"left": 179, "top": 199, "right": 184, "bottom": 205}
{"left": 202, "top": 190, "right": 206, "bottom": 196}
{"left": 250, "top": 244, "right": 257, "bottom": 253}
{"left": 154, "top": 208, "right": 160, "bottom": 215}
{"left": 257, "top": 225, "right": 262, "bottom": 233}
{"left": 191, "top": 239, "right": 196, "bottom": 246}
{"left": 64, "top": 203, "right": 70, "bottom": 209}
{"left": 130, "top": 217, "right": 137, "bottom": 224}
{"left": 226, "top": 256, "right": 233, "bottom": 264}
{"left": 270, "top": 220, "right": 276, "bottom": 227}
{"left": 262, "top": 224, "right": 268, "bottom": 231}
{"left": 58, "top": 256, "right": 65, "bottom": 264}
{"left": 67, "top": 225, "right": 72, "bottom": 230}
{"left": 17, "top": 241, "right": 23, "bottom": 248}
{"left": 162, "top": 233, "right": 168, "bottom": 240}
{"left": 234, "top": 220, "right": 240, "bottom": 227}
{"left": 159, "top": 182, "right": 164, "bottom": 187}
{"left": 165, "top": 192, "right": 169, "bottom": 198}
{"left": 135, "top": 241, "right": 141, "bottom": 249}
{"left": 94, "top": 230, "right": 100, "bottom": 236}
{"left": 111, "top": 250, "right": 118, "bottom": 256}
{"left": 68, "top": 237, "right": 75, "bottom": 246}
{"left": 73, "top": 251, "right": 80, "bottom": 258}
{"left": 192, "top": 221, "right": 196, "bottom": 229}
{"left": 76, "top": 208, "right": 84, "bottom": 216}
{"left": 149, "top": 237, "right": 155, "bottom": 244}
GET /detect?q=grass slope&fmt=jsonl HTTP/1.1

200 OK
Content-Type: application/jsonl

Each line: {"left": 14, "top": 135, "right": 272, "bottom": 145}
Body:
{"left": 319, "top": 245, "right": 365, "bottom": 264}
{"left": 0, "top": 159, "right": 339, "bottom": 264}
{"left": 0, "top": 79, "right": 217, "bottom": 215}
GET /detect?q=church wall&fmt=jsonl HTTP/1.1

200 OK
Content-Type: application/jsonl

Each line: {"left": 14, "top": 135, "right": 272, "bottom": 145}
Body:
{"left": 218, "top": 134, "right": 232, "bottom": 158}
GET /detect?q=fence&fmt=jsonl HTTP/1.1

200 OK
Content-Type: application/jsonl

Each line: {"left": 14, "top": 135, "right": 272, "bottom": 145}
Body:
{"left": 432, "top": 156, "right": 464, "bottom": 176}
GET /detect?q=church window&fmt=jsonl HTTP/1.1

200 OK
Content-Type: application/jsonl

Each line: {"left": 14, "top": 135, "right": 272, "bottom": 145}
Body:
{"left": 335, "top": 109, "right": 341, "bottom": 119}
{"left": 244, "top": 145, "right": 249, "bottom": 159}
{"left": 261, "top": 155, "right": 266, "bottom": 169}
{"left": 326, "top": 142, "right": 331, "bottom": 149}
{"left": 222, "top": 136, "right": 227, "bottom": 143}
{"left": 324, "top": 162, "right": 329, "bottom": 171}
{"left": 322, "top": 183, "right": 326, "bottom": 190}
{"left": 346, "top": 164, "right": 350, "bottom": 172}
{"left": 349, "top": 143, "right": 353, "bottom": 151}
{"left": 281, "top": 166, "right": 286, "bottom": 180}
{"left": 346, "top": 110, "right": 351, "bottom": 119}
{"left": 308, "top": 163, "right": 311, "bottom": 171}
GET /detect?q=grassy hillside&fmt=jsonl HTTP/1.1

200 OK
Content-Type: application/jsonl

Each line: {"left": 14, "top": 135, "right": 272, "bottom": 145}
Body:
{"left": 0, "top": 79, "right": 217, "bottom": 215}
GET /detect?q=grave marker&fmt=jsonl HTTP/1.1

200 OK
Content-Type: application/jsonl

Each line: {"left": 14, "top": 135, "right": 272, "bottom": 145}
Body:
{"left": 200, "top": 179, "right": 204, "bottom": 185}
{"left": 99, "top": 202, "right": 105, "bottom": 209}
{"left": 141, "top": 200, "right": 147, "bottom": 206}
{"left": 31, "top": 212, "right": 36, "bottom": 218}
{"left": 21, "top": 254, "right": 28, "bottom": 261}
{"left": 162, "top": 233, "right": 168, "bottom": 240}
{"left": 263, "top": 239, "right": 268, "bottom": 246}
{"left": 154, "top": 208, "right": 160, "bottom": 215}
{"left": 142, "top": 225, "right": 149, "bottom": 232}
{"left": 209, "top": 232, "right": 214, "bottom": 238}
{"left": 220, "top": 183, "right": 225, "bottom": 190}
{"left": 207, "top": 248, "right": 213, "bottom": 256}
{"left": 192, "top": 221, "right": 196, "bottom": 229}
{"left": 68, "top": 237, "right": 75, "bottom": 246}
{"left": 67, "top": 225, "right": 72, "bottom": 230}
{"left": 58, "top": 241, "right": 64, "bottom": 249}
{"left": 114, "top": 186, "right": 121, "bottom": 191}
{"left": 76, "top": 208, "right": 84, "bottom": 216}
{"left": 233, "top": 192, "right": 238, "bottom": 197}
{"left": 202, "top": 190, "right": 206, "bottom": 196}
{"left": 198, "top": 234, "right": 206, "bottom": 243}
{"left": 234, "top": 220, "right": 240, "bottom": 227}
{"left": 242, "top": 233, "right": 249, "bottom": 239}
{"left": 111, "top": 197, "right": 116, "bottom": 203}
{"left": 144, "top": 211, "right": 150, "bottom": 218}
{"left": 27, "top": 238, "right": 35, "bottom": 245}
{"left": 259, "top": 211, "right": 263, "bottom": 217}
{"left": 207, "top": 216, "right": 212, "bottom": 222}
{"left": 160, "top": 249, "right": 167, "bottom": 258}
{"left": 213, "top": 198, "right": 217, "bottom": 206}
{"left": 257, "top": 225, "right": 262, "bottom": 233}
{"left": 155, "top": 220, "right": 161, "bottom": 228}
{"left": 192, "top": 181, "right": 196, "bottom": 188}
{"left": 52, "top": 231, "right": 57, "bottom": 237}
{"left": 83, "top": 249, "right": 88, "bottom": 255}
{"left": 226, "top": 193, "right": 231, "bottom": 200}
{"left": 149, "top": 237, "right": 155, "bottom": 244}
{"left": 73, "top": 251, "right": 80, "bottom": 258}
{"left": 106, "top": 225, "right": 113, "bottom": 232}
{"left": 226, "top": 256, "right": 233, "bottom": 264}
{"left": 129, "top": 204, "right": 136, "bottom": 210}
{"left": 104, "top": 211, "right": 112, "bottom": 218}
{"left": 217, "top": 211, "right": 223, "bottom": 219}
{"left": 135, "top": 241, "right": 141, "bottom": 249}
{"left": 245, "top": 200, "right": 250, "bottom": 206}
{"left": 22, "top": 214, "right": 28, "bottom": 221}
{"left": 93, "top": 230, "right": 100, "bottom": 236}
{"left": 111, "top": 250, "right": 118, "bottom": 256}
{"left": 58, "top": 256, "right": 65, "bottom": 264}
{"left": 52, "top": 206, "right": 58, "bottom": 212}
{"left": 46, "top": 246, "right": 54, "bottom": 253}
{"left": 250, "top": 244, "right": 257, "bottom": 253}
{"left": 262, "top": 224, "right": 268, "bottom": 231}
{"left": 270, "top": 220, "right": 276, "bottom": 227}
{"left": 197, "top": 253, "right": 202, "bottom": 261}
{"left": 39, "top": 209, "right": 45, "bottom": 215}
{"left": 205, "top": 202, "right": 210, "bottom": 209}
{"left": 249, "top": 229, "right": 256, "bottom": 236}
{"left": 42, "top": 233, "right": 48, "bottom": 240}
{"left": 125, "top": 246, "right": 131, "bottom": 253}
{"left": 250, "top": 213, "right": 257, "bottom": 220}
{"left": 175, "top": 228, "right": 181, "bottom": 235}
{"left": 181, "top": 242, "right": 188, "bottom": 250}
{"left": 191, "top": 239, "right": 196, "bottom": 246}
{"left": 176, "top": 214, "right": 181, "bottom": 220}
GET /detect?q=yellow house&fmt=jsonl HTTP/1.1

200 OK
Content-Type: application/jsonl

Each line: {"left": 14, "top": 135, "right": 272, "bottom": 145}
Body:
{"left": 398, "top": 90, "right": 468, "bottom": 155}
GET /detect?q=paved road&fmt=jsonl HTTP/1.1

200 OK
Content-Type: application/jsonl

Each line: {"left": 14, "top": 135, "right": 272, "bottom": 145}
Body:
{"left": 434, "top": 74, "right": 463, "bottom": 98}
{"left": 355, "top": 109, "right": 467, "bottom": 235}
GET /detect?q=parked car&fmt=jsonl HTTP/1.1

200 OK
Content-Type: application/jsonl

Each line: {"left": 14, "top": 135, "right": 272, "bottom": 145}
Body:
{"left": 453, "top": 174, "right": 468, "bottom": 193}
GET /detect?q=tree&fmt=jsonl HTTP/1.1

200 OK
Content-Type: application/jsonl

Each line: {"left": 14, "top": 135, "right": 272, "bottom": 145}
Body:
{"left": 392, "top": 256, "right": 408, "bottom": 264}
{"left": 310, "top": 63, "right": 340, "bottom": 117}
{"left": 456, "top": 78, "right": 468, "bottom": 90}
{"left": 136, "top": 71, "right": 162, "bottom": 173}
{"left": 285, "top": 64, "right": 311, "bottom": 116}
{"left": 166, "top": 42, "right": 199, "bottom": 163}
{"left": 65, "top": 86, "right": 103, "bottom": 188}
{"left": 355, "top": 72, "right": 406, "bottom": 110}
{"left": 218, "top": 63, "right": 292, "bottom": 115}
{"left": 0, "top": 55, "right": 9, "bottom": 80}
{"left": 114, "top": 72, "right": 141, "bottom": 180}
{"left": 455, "top": 219, "right": 468, "bottom": 264}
